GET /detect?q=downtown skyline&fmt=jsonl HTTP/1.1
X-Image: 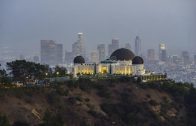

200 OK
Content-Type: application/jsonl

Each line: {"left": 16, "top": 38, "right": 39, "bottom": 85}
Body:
{"left": 1, "top": 34, "right": 196, "bottom": 62}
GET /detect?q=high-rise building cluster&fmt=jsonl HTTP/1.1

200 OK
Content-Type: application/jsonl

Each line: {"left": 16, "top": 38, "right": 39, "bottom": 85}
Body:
{"left": 45, "top": 35, "right": 142, "bottom": 65}
{"left": 3, "top": 32, "right": 196, "bottom": 86}
{"left": 144, "top": 42, "right": 196, "bottom": 86}
{"left": 40, "top": 33, "right": 196, "bottom": 70}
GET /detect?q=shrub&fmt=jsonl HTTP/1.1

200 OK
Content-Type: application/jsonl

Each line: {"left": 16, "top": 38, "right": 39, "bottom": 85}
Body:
{"left": 0, "top": 114, "right": 10, "bottom": 126}
{"left": 12, "top": 121, "right": 30, "bottom": 126}
{"left": 41, "top": 110, "right": 64, "bottom": 126}
{"left": 149, "top": 100, "right": 159, "bottom": 106}
{"left": 79, "top": 82, "right": 92, "bottom": 92}
{"left": 46, "top": 92, "right": 60, "bottom": 105}
{"left": 97, "top": 88, "right": 111, "bottom": 98}
{"left": 119, "top": 76, "right": 131, "bottom": 82}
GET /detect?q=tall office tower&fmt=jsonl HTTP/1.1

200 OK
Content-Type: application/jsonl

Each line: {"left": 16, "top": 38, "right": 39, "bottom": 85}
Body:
{"left": 77, "top": 32, "right": 85, "bottom": 57}
{"left": 72, "top": 42, "right": 80, "bottom": 57}
{"left": 108, "top": 39, "right": 120, "bottom": 56}
{"left": 90, "top": 51, "right": 99, "bottom": 63}
{"left": 147, "top": 49, "right": 155, "bottom": 61}
{"left": 159, "top": 43, "right": 167, "bottom": 62}
{"left": 172, "top": 55, "right": 179, "bottom": 64}
{"left": 97, "top": 44, "right": 106, "bottom": 62}
{"left": 135, "top": 36, "right": 142, "bottom": 56}
{"left": 40, "top": 40, "right": 63, "bottom": 65}
{"left": 108, "top": 44, "right": 113, "bottom": 57}
{"left": 72, "top": 33, "right": 86, "bottom": 58}
{"left": 65, "top": 51, "right": 74, "bottom": 64}
{"left": 194, "top": 55, "right": 196, "bottom": 65}
{"left": 125, "top": 43, "right": 132, "bottom": 50}
{"left": 182, "top": 51, "right": 190, "bottom": 65}
{"left": 56, "top": 44, "right": 63, "bottom": 64}
{"left": 111, "top": 39, "right": 119, "bottom": 50}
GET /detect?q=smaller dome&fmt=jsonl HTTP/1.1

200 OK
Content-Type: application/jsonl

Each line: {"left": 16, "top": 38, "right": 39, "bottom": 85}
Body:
{"left": 132, "top": 56, "right": 144, "bottom": 64}
{"left": 73, "top": 56, "right": 85, "bottom": 64}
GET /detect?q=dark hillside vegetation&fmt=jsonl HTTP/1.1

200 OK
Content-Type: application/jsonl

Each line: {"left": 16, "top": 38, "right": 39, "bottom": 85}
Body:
{"left": 0, "top": 78, "right": 196, "bottom": 126}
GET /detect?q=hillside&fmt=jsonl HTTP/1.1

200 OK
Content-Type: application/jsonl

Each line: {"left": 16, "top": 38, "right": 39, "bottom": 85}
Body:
{"left": 0, "top": 78, "right": 196, "bottom": 126}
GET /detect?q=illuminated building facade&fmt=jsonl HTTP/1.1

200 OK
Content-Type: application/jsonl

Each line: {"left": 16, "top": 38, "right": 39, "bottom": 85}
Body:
{"left": 73, "top": 48, "right": 145, "bottom": 77}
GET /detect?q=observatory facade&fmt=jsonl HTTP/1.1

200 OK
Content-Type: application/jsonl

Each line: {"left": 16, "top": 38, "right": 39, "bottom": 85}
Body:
{"left": 73, "top": 48, "right": 145, "bottom": 77}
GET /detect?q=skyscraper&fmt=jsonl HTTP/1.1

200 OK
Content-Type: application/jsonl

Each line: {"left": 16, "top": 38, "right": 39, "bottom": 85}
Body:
{"left": 72, "top": 42, "right": 80, "bottom": 57}
{"left": 90, "top": 51, "right": 99, "bottom": 63}
{"left": 159, "top": 43, "right": 167, "bottom": 62}
{"left": 171, "top": 55, "right": 179, "bottom": 64}
{"left": 97, "top": 44, "right": 106, "bottom": 62}
{"left": 65, "top": 51, "right": 74, "bottom": 64}
{"left": 147, "top": 49, "right": 155, "bottom": 61}
{"left": 40, "top": 40, "right": 63, "bottom": 65}
{"left": 182, "top": 51, "right": 190, "bottom": 65}
{"left": 72, "top": 33, "right": 86, "bottom": 58}
{"left": 124, "top": 43, "right": 131, "bottom": 51}
{"left": 194, "top": 55, "right": 196, "bottom": 65}
{"left": 108, "top": 44, "right": 113, "bottom": 57}
{"left": 135, "top": 36, "right": 141, "bottom": 56}
{"left": 56, "top": 44, "right": 63, "bottom": 64}
{"left": 108, "top": 39, "right": 119, "bottom": 56}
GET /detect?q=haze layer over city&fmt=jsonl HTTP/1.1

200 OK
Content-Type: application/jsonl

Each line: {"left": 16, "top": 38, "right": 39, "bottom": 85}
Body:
{"left": 1, "top": 0, "right": 196, "bottom": 57}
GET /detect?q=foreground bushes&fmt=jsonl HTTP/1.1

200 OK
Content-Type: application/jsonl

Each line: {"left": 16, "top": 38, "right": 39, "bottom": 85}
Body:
{"left": 0, "top": 114, "right": 10, "bottom": 126}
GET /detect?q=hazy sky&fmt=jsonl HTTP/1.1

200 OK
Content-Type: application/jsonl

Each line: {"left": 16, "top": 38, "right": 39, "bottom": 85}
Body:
{"left": 0, "top": 0, "right": 196, "bottom": 57}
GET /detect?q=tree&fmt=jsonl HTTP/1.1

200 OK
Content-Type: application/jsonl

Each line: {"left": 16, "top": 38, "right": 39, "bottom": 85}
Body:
{"left": 6, "top": 60, "right": 50, "bottom": 83}
{"left": 0, "top": 67, "right": 11, "bottom": 84}
{"left": 54, "top": 66, "right": 67, "bottom": 77}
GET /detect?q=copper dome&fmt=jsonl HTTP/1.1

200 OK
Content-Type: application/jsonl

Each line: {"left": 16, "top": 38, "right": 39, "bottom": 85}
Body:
{"left": 110, "top": 48, "right": 135, "bottom": 61}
